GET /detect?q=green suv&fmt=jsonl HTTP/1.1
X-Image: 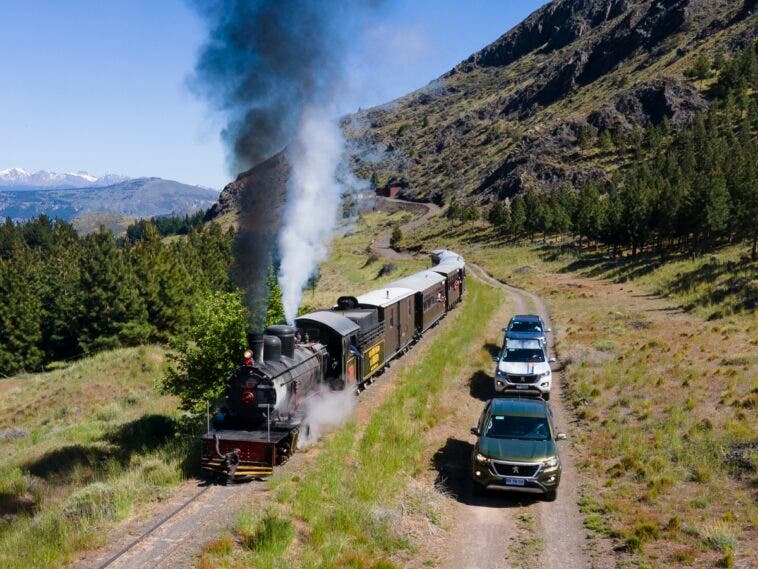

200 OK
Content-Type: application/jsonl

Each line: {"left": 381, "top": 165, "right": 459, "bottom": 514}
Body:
{"left": 471, "top": 395, "right": 566, "bottom": 500}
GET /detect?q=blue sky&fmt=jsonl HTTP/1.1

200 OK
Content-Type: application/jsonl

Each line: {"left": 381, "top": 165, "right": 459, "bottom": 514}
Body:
{"left": 0, "top": 1, "right": 545, "bottom": 189}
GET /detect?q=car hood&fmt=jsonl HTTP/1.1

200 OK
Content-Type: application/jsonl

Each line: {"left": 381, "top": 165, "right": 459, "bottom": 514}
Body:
{"left": 498, "top": 361, "right": 550, "bottom": 375}
{"left": 479, "top": 437, "right": 556, "bottom": 462}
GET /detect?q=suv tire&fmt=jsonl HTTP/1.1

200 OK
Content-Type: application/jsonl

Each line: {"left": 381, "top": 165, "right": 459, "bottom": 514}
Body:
{"left": 544, "top": 489, "right": 557, "bottom": 501}
{"left": 543, "top": 391, "right": 551, "bottom": 401}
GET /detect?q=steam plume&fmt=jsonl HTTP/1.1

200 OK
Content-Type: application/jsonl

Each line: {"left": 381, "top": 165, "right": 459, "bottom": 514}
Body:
{"left": 189, "top": 0, "right": 377, "bottom": 326}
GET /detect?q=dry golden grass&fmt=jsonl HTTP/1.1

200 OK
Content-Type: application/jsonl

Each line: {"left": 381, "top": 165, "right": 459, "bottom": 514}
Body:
{"left": 404, "top": 216, "right": 757, "bottom": 567}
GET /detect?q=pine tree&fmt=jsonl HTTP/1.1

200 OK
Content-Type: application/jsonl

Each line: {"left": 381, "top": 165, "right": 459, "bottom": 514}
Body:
{"left": 704, "top": 169, "right": 731, "bottom": 239}
{"left": 510, "top": 196, "right": 526, "bottom": 239}
{"left": 78, "top": 228, "right": 150, "bottom": 353}
{"left": 0, "top": 243, "right": 43, "bottom": 375}
{"left": 390, "top": 224, "right": 403, "bottom": 248}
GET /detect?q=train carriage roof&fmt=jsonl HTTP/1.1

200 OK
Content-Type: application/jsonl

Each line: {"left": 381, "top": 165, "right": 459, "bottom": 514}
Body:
{"left": 389, "top": 270, "right": 446, "bottom": 293}
{"left": 431, "top": 249, "right": 465, "bottom": 270}
{"left": 295, "top": 311, "right": 360, "bottom": 337}
{"left": 356, "top": 287, "right": 415, "bottom": 308}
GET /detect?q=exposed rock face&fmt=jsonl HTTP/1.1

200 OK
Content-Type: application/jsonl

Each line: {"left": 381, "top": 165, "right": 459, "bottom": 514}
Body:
{"left": 588, "top": 78, "right": 709, "bottom": 131}
{"left": 209, "top": 0, "right": 756, "bottom": 218}
{"left": 341, "top": 0, "right": 755, "bottom": 203}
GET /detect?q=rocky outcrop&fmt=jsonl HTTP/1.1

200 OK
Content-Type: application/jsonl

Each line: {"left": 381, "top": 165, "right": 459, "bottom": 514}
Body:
{"left": 587, "top": 78, "right": 709, "bottom": 130}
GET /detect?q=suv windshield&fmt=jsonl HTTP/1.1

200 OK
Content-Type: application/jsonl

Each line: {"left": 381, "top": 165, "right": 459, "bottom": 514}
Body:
{"left": 510, "top": 321, "right": 542, "bottom": 333}
{"left": 506, "top": 339, "right": 542, "bottom": 350}
{"left": 485, "top": 414, "right": 550, "bottom": 441}
{"left": 502, "top": 348, "right": 545, "bottom": 362}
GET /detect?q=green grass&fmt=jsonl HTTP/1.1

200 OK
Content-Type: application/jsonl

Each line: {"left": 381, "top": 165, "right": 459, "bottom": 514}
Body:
{"left": 0, "top": 346, "right": 189, "bottom": 569}
{"left": 200, "top": 278, "right": 503, "bottom": 568}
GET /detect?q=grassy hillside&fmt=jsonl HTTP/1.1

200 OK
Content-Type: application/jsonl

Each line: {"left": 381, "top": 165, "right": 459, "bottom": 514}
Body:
{"left": 404, "top": 216, "right": 757, "bottom": 567}
{"left": 0, "top": 347, "right": 188, "bottom": 569}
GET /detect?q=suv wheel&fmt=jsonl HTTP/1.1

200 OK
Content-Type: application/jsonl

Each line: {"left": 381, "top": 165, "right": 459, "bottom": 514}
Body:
{"left": 471, "top": 481, "right": 486, "bottom": 497}
{"left": 544, "top": 489, "right": 557, "bottom": 501}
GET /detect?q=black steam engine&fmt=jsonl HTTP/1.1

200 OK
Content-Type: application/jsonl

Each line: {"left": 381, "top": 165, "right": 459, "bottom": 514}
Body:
{"left": 201, "top": 250, "right": 465, "bottom": 481}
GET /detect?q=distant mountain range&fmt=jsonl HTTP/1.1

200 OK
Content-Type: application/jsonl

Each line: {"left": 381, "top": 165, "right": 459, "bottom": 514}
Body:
{"left": 0, "top": 170, "right": 220, "bottom": 222}
{"left": 0, "top": 167, "right": 130, "bottom": 190}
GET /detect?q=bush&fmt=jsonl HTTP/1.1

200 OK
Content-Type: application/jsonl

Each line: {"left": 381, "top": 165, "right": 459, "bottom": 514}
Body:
{"left": 62, "top": 482, "right": 119, "bottom": 522}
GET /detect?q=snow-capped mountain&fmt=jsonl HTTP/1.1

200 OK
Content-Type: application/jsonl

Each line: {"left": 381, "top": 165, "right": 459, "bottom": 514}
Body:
{"left": 0, "top": 167, "right": 130, "bottom": 189}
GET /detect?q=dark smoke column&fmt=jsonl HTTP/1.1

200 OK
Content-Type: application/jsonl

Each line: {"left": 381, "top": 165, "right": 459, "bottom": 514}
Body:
{"left": 189, "top": 0, "right": 376, "bottom": 327}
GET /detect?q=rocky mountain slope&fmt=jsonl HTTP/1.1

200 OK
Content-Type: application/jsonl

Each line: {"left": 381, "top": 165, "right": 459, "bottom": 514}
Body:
{"left": 345, "top": 0, "right": 756, "bottom": 202}
{"left": 209, "top": 0, "right": 756, "bottom": 218}
{"left": 0, "top": 177, "right": 219, "bottom": 221}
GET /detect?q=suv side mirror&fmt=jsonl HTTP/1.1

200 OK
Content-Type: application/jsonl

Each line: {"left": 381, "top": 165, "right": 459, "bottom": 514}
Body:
{"left": 471, "top": 427, "right": 479, "bottom": 436}
{"left": 546, "top": 328, "right": 552, "bottom": 333}
{"left": 492, "top": 355, "right": 499, "bottom": 362}
{"left": 556, "top": 433, "right": 567, "bottom": 441}
{"left": 548, "top": 357, "right": 557, "bottom": 363}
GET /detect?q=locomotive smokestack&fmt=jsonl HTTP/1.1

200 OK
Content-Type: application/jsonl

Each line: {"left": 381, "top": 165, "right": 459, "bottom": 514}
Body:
{"left": 248, "top": 331, "right": 264, "bottom": 365}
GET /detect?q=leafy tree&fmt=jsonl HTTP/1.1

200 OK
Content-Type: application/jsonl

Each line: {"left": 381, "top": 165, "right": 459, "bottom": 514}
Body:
{"left": 163, "top": 290, "right": 248, "bottom": 413}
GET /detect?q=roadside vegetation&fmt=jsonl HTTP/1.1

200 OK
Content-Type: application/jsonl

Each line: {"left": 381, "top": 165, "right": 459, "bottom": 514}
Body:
{"left": 197, "top": 278, "right": 503, "bottom": 568}
{"left": 0, "top": 346, "right": 189, "bottom": 569}
{"left": 405, "top": 216, "right": 757, "bottom": 567}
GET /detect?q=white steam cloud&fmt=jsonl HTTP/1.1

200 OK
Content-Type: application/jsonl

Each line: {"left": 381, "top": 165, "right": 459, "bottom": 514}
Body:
{"left": 278, "top": 106, "right": 345, "bottom": 323}
{"left": 298, "top": 386, "right": 357, "bottom": 449}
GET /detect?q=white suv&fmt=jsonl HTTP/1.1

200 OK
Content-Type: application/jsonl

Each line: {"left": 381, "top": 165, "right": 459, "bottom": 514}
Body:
{"left": 493, "top": 338, "right": 556, "bottom": 400}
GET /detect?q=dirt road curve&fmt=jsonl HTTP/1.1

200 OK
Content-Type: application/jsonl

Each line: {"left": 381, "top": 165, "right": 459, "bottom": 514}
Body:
{"left": 371, "top": 200, "right": 591, "bottom": 569}
{"left": 369, "top": 197, "right": 441, "bottom": 260}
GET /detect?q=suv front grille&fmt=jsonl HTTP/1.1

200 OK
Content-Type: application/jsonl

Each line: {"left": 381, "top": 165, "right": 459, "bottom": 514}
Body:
{"left": 507, "top": 374, "right": 538, "bottom": 384}
{"left": 493, "top": 462, "right": 540, "bottom": 477}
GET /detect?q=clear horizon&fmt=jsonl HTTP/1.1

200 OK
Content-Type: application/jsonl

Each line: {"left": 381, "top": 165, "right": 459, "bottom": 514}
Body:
{"left": 0, "top": 1, "right": 545, "bottom": 189}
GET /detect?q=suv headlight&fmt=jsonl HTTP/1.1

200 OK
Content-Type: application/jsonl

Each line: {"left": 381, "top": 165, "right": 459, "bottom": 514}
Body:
{"left": 542, "top": 457, "right": 559, "bottom": 469}
{"left": 475, "top": 453, "right": 490, "bottom": 464}
{"left": 540, "top": 370, "right": 551, "bottom": 378}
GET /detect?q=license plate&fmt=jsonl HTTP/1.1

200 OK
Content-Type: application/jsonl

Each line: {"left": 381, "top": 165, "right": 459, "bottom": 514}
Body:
{"left": 515, "top": 384, "right": 529, "bottom": 389}
{"left": 505, "top": 477, "right": 525, "bottom": 486}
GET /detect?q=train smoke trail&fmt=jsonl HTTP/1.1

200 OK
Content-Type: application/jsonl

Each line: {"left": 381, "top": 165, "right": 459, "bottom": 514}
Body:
{"left": 189, "top": 0, "right": 378, "bottom": 327}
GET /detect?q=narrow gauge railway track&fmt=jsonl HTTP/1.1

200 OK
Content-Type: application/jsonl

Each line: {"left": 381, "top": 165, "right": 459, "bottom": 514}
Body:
{"left": 96, "top": 486, "right": 211, "bottom": 569}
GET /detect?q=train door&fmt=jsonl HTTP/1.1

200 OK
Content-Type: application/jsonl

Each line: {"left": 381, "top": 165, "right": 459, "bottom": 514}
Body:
{"left": 383, "top": 304, "right": 399, "bottom": 356}
{"left": 398, "top": 296, "right": 414, "bottom": 350}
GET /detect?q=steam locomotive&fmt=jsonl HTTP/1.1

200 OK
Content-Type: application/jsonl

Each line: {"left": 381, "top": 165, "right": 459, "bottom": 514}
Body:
{"left": 201, "top": 249, "right": 465, "bottom": 481}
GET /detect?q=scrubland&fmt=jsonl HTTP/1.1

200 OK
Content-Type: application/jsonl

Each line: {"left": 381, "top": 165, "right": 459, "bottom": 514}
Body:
{"left": 0, "top": 347, "right": 187, "bottom": 569}
{"left": 405, "top": 218, "right": 757, "bottom": 567}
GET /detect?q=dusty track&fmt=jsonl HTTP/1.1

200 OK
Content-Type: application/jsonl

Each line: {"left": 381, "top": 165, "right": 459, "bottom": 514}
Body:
{"left": 373, "top": 200, "right": 591, "bottom": 569}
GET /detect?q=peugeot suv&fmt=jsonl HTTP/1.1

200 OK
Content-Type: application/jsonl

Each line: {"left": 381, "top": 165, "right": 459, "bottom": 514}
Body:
{"left": 493, "top": 338, "right": 555, "bottom": 399}
{"left": 471, "top": 396, "right": 566, "bottom": 500}
{"left": 503, "top": 314, "right": 551, "bottom": 346}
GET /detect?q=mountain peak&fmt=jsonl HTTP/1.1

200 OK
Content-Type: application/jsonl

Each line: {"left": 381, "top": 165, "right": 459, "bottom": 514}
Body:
{"left": 0, "top": 168, "right": 130, "bottom": 189}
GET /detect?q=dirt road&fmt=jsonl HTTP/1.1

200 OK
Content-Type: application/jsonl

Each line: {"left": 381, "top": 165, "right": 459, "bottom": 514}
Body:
{"left": 371, "top": 200, "right": 592, "bottom": 569}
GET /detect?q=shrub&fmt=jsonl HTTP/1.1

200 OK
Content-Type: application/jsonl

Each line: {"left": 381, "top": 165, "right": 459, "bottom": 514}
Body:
{"left": 62, "top": 482, "right": 119, "bottom": 522}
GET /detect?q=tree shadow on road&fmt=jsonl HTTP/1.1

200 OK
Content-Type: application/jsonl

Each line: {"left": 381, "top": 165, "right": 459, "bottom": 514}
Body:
{"left": 432, "top": 437, "right": 541, "bottom": 508}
